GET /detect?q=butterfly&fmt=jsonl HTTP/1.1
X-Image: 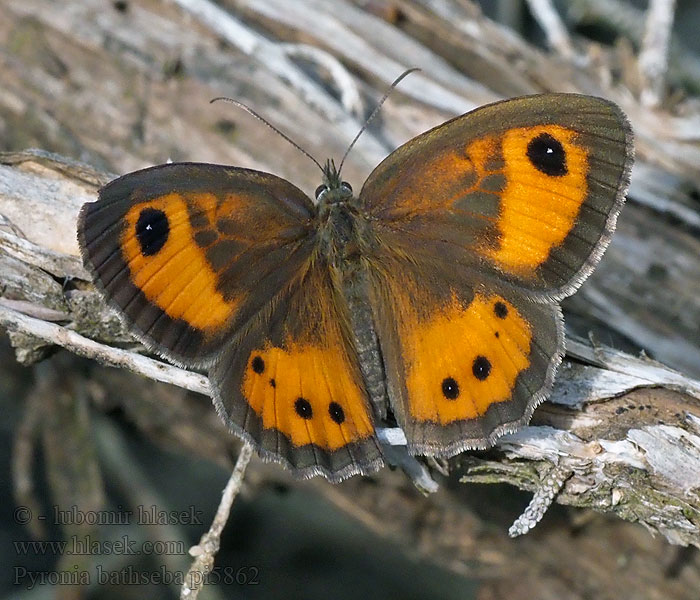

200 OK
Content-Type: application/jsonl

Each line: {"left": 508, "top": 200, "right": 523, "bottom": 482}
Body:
{"left": 78, "top": 92, "right": 633, "bottom": 482}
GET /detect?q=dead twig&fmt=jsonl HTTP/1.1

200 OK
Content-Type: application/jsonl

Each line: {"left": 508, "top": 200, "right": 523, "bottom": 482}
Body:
{"left": 180, "top": 443, "right": 253, "bottom": 599}
{"left": 638, "top": 0, "right": 677, "bottom": 107}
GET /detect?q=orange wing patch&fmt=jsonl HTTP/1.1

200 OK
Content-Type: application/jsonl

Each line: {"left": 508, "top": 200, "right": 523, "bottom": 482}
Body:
{"left": 121, "top": 193, "right": 238, "bottom": 332}
{"left": 403, "top": 293, "right": 532, "bottom": 424}
{"left": 241, "top": 341, "right": 375, "bottom": 451}
{"left": 488, "top": 125, "right": 589, "bottom": 273}
{"left": 375, "top": 140, "right": 481, "bottom": 217}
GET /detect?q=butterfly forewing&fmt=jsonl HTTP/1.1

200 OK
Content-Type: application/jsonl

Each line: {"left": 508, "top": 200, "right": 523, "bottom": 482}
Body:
{"left": 360, "top": 93, "right": 633, "bottom": 300}
{"left": 79, "top": 163, "right": 316, "bottom": 366}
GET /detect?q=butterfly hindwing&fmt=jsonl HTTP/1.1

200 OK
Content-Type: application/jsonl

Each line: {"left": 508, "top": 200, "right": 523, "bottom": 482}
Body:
{"left": 367, "top": 258, "right": 562, "bottom": 454}
{"left": 78, "top": 163, "right": 316, "bottom": 366}
{"left": 209, "top": 259, "right": 383, "bottom": 481}
{"left": 361, "top": 94, "right": 633, "bottom": 300}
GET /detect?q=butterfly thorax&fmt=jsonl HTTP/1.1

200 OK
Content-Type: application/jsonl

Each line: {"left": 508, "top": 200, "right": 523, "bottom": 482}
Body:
{"left": 315, "top": 162, "right": 371, "bottom": 269}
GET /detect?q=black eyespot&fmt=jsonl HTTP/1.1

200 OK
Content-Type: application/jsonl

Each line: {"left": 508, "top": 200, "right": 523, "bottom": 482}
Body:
{"left": 269, "top": 378, "right": 276, "bottom": 388}
{"left": 251, "top": 355, "right": 265, "bottom": 374}
{"left": 295, "top": 397, "right": 313, "bottom": 419}
{"left": 472, "top": 356, "right": 492, "bottom": 381}
{"left": 328, "top": 402, "right": 345, "bottom": 424}
{"left": 340, "top": 181, "right": 352, "bottom": 193}
{"left": 494, "top": 301, "right": 508, "bottom": 319}
{"left": 136, "top": 208, "right": 169, "bottom": 256}
{"left": 441, "top": 377, "right": 459, "bottom": 400}
{"left": 526, "top": 133, "right": 567, "bottom": 176}
{"left": 315, "top": 184, "right": 328, "bottom": 199}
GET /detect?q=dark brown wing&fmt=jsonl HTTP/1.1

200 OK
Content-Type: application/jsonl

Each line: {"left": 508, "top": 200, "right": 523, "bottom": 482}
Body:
{"left": 79, "top": 162, "right": 382, "bottom": 480}
{"left": 366, "top": 257, "right": 562, "bottom": 454}
{"left": 78, "top": 162, "right": 316, "bottom": 367}
{"left": 360, "top": 94, "right": 633, "bottom": 301}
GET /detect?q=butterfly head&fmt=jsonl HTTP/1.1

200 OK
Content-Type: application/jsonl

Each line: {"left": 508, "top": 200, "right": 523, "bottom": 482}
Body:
{"left": 315, "top": 159, "right": 353, "bottom": 207}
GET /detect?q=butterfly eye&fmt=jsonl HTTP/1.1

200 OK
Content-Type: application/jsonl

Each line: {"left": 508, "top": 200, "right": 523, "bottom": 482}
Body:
{"left": 341, "top": 181, "right": 353, "bottom": 194}
{"left": 315, "top": 184, "right": 328, "bottom": 199}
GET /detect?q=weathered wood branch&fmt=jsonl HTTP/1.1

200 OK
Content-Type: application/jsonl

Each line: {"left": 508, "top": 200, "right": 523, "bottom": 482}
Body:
{"left": 1, "top": 150, "right": 700, "bottom": 550}
{"left": 3, "top": 1, "right": 700, "bottom": 591}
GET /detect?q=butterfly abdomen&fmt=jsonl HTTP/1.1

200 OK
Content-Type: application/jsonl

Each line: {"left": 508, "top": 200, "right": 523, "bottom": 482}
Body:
{"left": 314, "top": 195, "right": 390, "bottom": 422}
{"left": 340, "top": 267, "right": 390, "bottom": 422}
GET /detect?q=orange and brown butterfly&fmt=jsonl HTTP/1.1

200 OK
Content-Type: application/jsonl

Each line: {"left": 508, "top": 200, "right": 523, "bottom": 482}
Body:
{"left": 77, "top": 89, "right": 633, "bottom": 482}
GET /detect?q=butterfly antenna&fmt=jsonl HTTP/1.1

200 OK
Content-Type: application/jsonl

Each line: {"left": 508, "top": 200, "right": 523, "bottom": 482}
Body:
{"left": 338, "top": 67, "right": 421, "bottom": 174}
{"left": 210, "top": 97, "right": 325, "bottom": 173}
